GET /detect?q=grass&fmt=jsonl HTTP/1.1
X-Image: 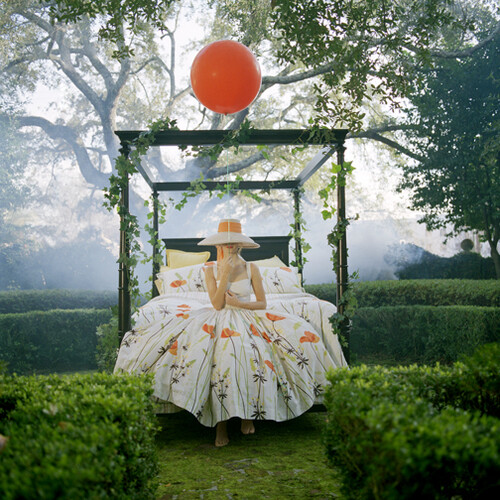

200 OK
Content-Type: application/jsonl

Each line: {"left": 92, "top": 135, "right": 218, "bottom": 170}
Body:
{"left": 155, "top": 410, "right": 342, "bottom": 499}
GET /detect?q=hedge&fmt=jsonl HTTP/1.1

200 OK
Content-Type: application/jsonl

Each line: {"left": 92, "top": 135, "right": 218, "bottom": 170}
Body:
{"left": 351, "top": 305, "right": 500, "bottom": 365}
{"left": 0, "top": 308, "right": 112, "bottom": 374}
{"left": 0, "top": 289, "right": 116, "bottom": 314}
{"left": 0, "top": 372, "right": 158, "bottom": 499}
{"left": 396, "top": 250, "right": 496, "bottom": 280}
{"left": 324, "top": 344, "right": 500, "bottom": 500}
{"left": 305, "top": 279, "right": 500, "bottom": 307}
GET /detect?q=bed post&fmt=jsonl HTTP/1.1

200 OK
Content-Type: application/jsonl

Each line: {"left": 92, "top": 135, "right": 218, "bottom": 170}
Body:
{"left": 336, "top": 142, "right": 350, "bottom": 363}
{"left": 292, "top": 188, "right": 304, "bottom": 281}
{"left": 118, "top": 142, "right": 131, "bottom": 344}
{"left": 152, "top": 188, "right": 160, "bottom": 298}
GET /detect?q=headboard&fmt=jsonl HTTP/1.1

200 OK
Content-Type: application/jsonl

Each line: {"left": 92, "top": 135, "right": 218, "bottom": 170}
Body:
{"left": 162, "top": 236, "right": 292, "bottom": 265}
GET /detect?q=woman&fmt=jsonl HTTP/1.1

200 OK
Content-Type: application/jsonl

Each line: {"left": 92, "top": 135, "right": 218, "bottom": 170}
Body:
{"left": 115, "top": 219, "right": 344, "bottom": 447}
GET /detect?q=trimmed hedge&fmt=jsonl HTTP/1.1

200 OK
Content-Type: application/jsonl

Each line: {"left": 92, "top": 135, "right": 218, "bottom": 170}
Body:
{"left": 324, "top": 344, "right": 500, "bottom": 500}
{"left": 0, "top": 372, "right": 158, "bottom": 499}
{"left": 0, "top": 308, "right": 112, "bottom": 374}
{"left": 0, "top": 289, "right": 116, "bottom": 314}
{"left": 305, "top": 279, "right": 500, "bottom": 307}
{"left": 351, "top": 305, "right": 500, "bottom": 364}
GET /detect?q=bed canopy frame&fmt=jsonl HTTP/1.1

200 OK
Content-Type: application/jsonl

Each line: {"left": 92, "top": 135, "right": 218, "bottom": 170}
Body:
{"left": 115, "top": 128, "right": 351, "bottom": 361}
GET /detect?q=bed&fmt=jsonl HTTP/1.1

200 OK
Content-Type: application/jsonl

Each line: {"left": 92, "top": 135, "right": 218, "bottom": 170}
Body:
{"left": 133, "top": 236, "right": 347, "bottom": 370}
{"left": 115, "top": 235, "right": 347, "bottom": 421}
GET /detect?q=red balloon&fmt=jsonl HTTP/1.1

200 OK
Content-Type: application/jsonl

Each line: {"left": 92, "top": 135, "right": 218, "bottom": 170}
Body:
{"left": 190, "top": 40, "right": 262, "bottom": 115}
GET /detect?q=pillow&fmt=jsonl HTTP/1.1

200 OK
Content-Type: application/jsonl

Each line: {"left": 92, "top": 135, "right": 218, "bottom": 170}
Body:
{"left": 166, "top": 249, "right": 210, "bottom": 269}
{"left": 259, "top": 266, "right": 304, "bottom": 294}
{"left": 157, "top": 263, "right": 207, "bottom": 294}
{"left": 251, "top": 255, "right": 286, "bottom": 267}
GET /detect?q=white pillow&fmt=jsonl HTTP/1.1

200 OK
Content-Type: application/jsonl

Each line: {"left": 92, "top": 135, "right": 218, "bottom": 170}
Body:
{"left": 259, "top": 266, "right": 303, "bottom": 294}
{"left": 157, "top": 263, "right": 207, "bottom": 294}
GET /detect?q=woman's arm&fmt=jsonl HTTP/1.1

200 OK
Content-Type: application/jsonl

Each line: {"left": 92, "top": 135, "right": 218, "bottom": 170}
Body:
{"left": 205, "top": 261, "right": 231, "bottom": 310}
{"left": 225, "top": 263, "right": 267, "bottom": 310}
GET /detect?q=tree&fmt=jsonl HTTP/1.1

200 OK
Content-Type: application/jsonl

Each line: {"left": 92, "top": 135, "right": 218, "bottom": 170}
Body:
{"left": 398, "top": 33, "right": 500, "bottom": 277}
{"left": 2, "top": 0, "right": 499, "bottom": 286}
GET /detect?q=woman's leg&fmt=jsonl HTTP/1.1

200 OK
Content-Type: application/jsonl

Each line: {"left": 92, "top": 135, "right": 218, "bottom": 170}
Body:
{"left": 241, "top": 419, "right": 255, "bottom": 434}
{"left": 215, "top": 420, "right": 229, "bottom": 447}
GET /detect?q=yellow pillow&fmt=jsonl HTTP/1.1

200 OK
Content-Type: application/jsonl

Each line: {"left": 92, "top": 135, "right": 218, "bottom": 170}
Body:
{"left": 251, "top": 255, "right": 286, "bottom": 267}
{"left": 166, "top": 249, "right": 210, "bottom": 269}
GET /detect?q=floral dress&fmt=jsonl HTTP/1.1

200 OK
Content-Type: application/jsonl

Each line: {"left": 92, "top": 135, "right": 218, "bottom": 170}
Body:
{"left": 114, "top": 263, "right": 343, "bottom": 427}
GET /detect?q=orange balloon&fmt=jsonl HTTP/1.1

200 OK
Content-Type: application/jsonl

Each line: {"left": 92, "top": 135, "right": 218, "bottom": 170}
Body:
{"left": 190, "top": 40, "right": 262, "bottom": 115}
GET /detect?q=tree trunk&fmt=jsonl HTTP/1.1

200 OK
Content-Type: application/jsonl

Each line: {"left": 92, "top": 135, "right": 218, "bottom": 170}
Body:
{"left": 489, "top": 240, "right": 500, "bottom": 279}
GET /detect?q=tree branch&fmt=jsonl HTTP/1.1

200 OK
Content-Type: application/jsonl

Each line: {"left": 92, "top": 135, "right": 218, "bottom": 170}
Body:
{"left": 354, "top": 130, "right": 425, "bottom": 162}
{"left": 4, "top": 114, "right": 109, "bottom": 187}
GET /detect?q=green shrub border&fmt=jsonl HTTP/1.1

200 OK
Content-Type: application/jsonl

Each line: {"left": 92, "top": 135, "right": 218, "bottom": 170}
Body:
{"left": 0, "top": 372, "right": 159, "bottom": 499}
{"left": 0, "top": 309, "right": 112, "bottom": 374}
{"left": 0, "top": 289, "right": 116, "bottom": 314}
{"left": 305, "top": 279, "right": 500, "bottom": 307}
{"left": 351, "top": 305, "right": 500, "bottom": 364}
{"left": 324, "top": 344, "right": 500, "bottom": 499}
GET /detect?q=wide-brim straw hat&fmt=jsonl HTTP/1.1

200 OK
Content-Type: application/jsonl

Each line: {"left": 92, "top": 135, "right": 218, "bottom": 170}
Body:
{"left": 198, "top": 219, "right": 260, "bottom": 248}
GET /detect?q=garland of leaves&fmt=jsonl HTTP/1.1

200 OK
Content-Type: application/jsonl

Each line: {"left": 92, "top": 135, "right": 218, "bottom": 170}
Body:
{"left": 104, "top": 120, "right": 349, "bottom": 319}
{"left": 103, "top": 117, "right": 178, "bottom": 306}
{"left": 289, "top": 187, "right": 311, "bottom": 270}
{"left": 103, "top": 118, "right": 275, "bottom": 309}
{"left": 318, "top": 160, "right": 358, "bottom": 349}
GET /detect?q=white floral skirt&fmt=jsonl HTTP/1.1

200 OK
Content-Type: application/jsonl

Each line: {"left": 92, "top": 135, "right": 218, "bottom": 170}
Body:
{"left": 114, "top": 303, "right": 342, "bottom": 427}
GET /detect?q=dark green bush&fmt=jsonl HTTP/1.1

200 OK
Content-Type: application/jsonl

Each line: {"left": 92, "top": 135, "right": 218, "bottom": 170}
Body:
{"left": 305, "top": 279, "right": 500, "bottom": 307}
{"left": 398, "top": 343, "right": 500, "bottom": 419}
{"left": 0, "top": 372, "right": 158, "bottom": 499}
{"left": 396, "top": 251, "right": 496, "bottom": 280}
{"left": 351, "top": 305, "right": 500, "bottom": 365}
{"left": 324, "top": 346, "right": 500, "bottom": 499}
{"left": 0, "top": 308, "right": 112, "bottom": 374}
{"left": 96, "top": 307, "right": 119, "bottom": 373}
{"left": 0, "top": 289, "right": 116, "bottom": 314}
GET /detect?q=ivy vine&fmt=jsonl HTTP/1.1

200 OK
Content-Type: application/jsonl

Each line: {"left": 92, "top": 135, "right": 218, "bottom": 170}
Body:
{"left": 319, "top": 160, "right": 358, "bottom": 348}
{"left": 103, "top": 117, "right": 178, "bottom": 307}
{"left": 104, "top": 118, "right": 346, "bottom": 318}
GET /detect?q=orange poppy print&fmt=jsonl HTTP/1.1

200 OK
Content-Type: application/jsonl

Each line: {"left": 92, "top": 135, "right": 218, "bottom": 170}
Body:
{"left": 280, "top": 266, "right": 292, "bottom": 272}
{"left": 250, "top": 324, "right": 260, "bottom": 336}
{"left": 266, "top": 312, "right": 286, "bottom": 322}
{"left": 176, "top": 313, "right": 189, "bottom": 319}
{"left": 168, "top": 340, "right": 178, "bottom": 355}
{"left": 264, "top": 360, "right": 275, "bottom": 372}
{"left": 177, "top": 304, "right": 191, "bottom": 310}
{"left": 221, "top": 328, "right": 240, "bottom": 338}
{"left": 203, "top": 323, "right": 215, "bottom": 338}
{"left": 170, "top": 280, "right": 187, "bottom": 288}
{"left": 261, "top": 331, "right": 272, "bottom": 343}
{"left": 300, "top": 331, "right": 320, "bottom": 343}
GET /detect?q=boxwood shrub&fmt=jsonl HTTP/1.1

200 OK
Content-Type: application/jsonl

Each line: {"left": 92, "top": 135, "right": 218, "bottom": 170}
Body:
{"left": 0, "top": 289, "right": 116, "bottom": 314}
{"left": 351, "top": 305, "right": 500, "bottom": 365}
{"left": 305, "top": 279, "right": 500, "bottom": 307}
{"left": 324, "top": 344, "right": 500, "bottom": 500}
{"left": 0, "top": 372, "right": 158, "bottom": 499}
{"left": 0, "top": 308, "right": 112, "bottom": 374}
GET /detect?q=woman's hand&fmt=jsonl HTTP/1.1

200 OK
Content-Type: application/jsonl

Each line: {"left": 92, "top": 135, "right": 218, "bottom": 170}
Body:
{"left": 218, "top": 253, "right": 235, "bottom": 281}
{"left": 225, "top": 290, "right": 240, "bottom": 308}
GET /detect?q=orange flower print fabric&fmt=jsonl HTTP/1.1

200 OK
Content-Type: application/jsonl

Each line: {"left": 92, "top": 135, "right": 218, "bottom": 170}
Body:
{"left": 115, "top": 262, "right": 347, "bottom": 427}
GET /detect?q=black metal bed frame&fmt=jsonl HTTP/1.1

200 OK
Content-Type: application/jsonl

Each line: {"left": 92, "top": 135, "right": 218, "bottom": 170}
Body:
{"left": 114, "top": 128, "right": 351, "bottom": 362}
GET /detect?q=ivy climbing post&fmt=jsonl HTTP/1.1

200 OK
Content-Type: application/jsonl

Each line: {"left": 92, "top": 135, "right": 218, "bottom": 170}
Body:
{"left": 152, "top": 189, "right": 160, "bottom": 298}
{"left": 292, "top": 187, "right": 304, "bottom": 280}
{"left": 336, "top": 143, "right": 350, "bottom": 363}
{"left": 118, "top": 143, "right": 131, "bottom": 344}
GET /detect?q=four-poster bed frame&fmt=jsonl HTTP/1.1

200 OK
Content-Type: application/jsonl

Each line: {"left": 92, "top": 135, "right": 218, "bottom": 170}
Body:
{"left": 114, "top": 128, "right": 350, "bottom": 361}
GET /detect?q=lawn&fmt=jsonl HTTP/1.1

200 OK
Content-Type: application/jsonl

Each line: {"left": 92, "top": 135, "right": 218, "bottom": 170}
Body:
{"left": 155, "top": 410, "right": 342, "bottom": 499}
